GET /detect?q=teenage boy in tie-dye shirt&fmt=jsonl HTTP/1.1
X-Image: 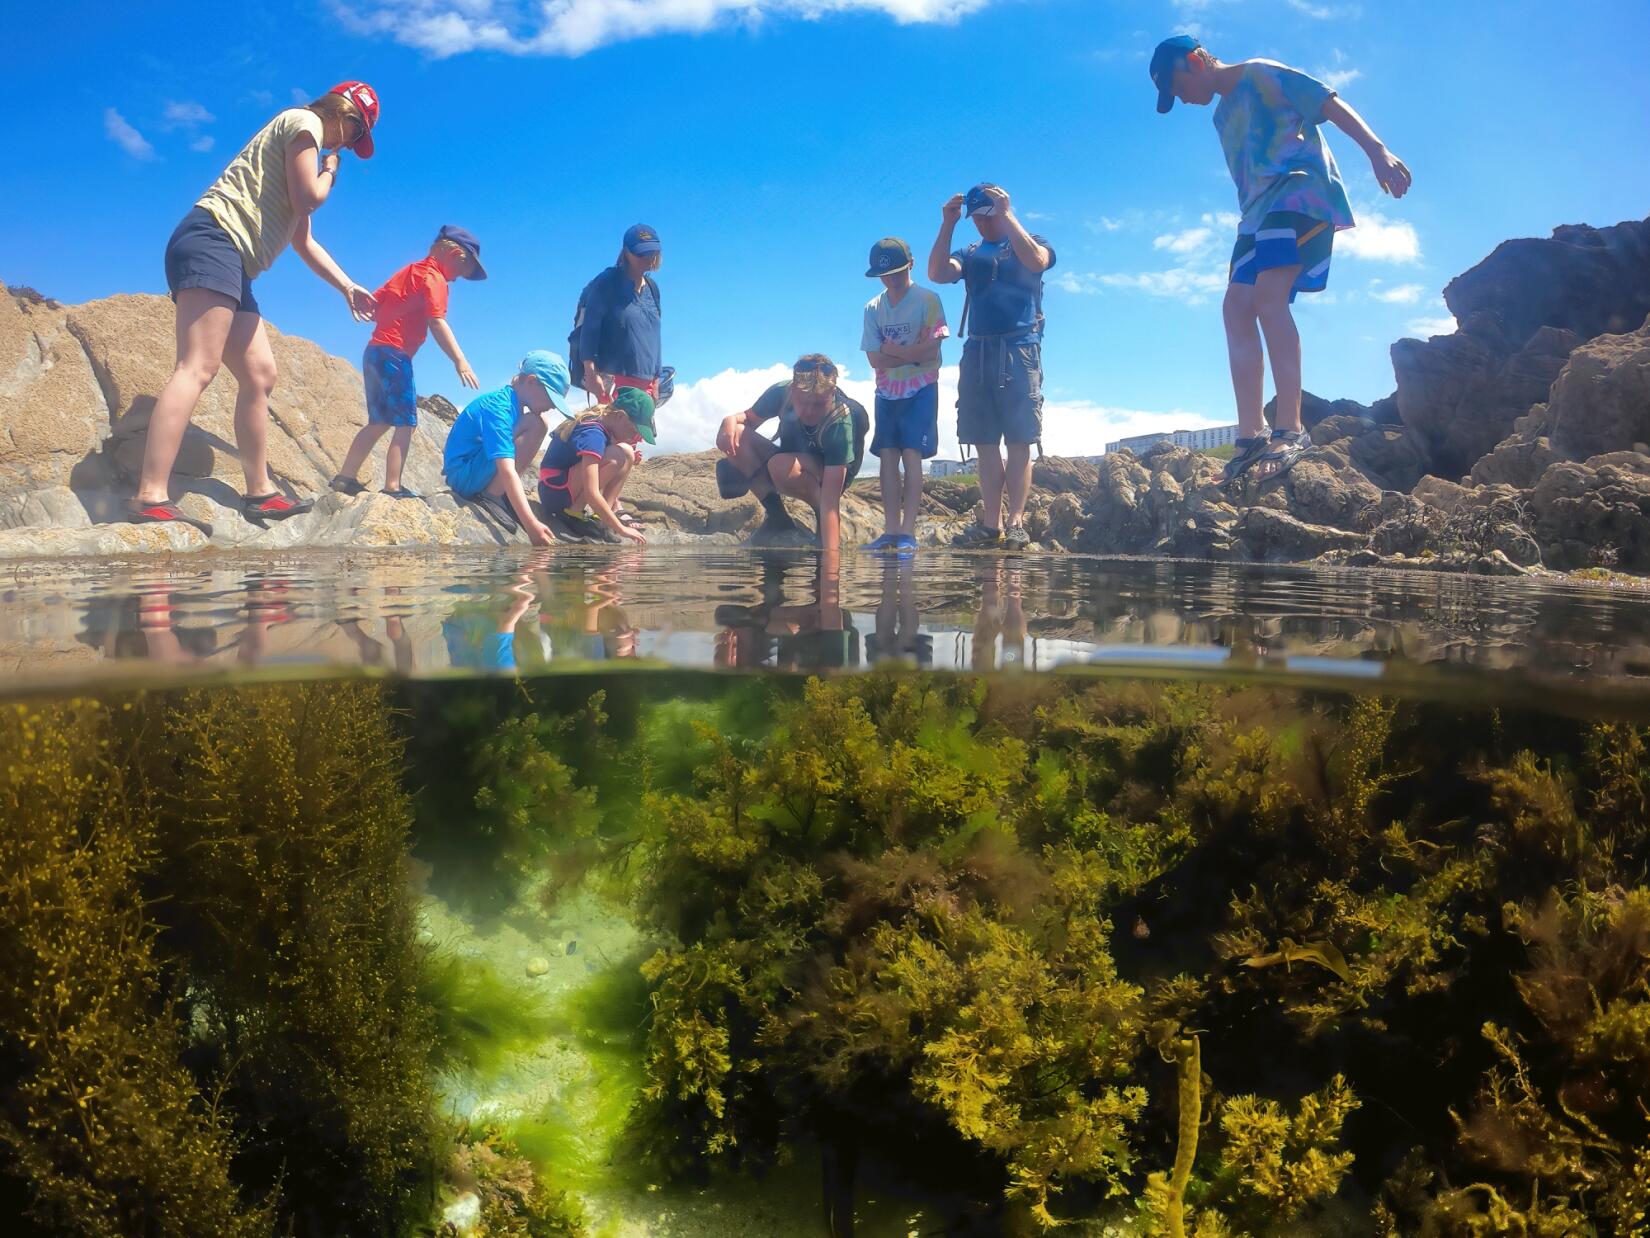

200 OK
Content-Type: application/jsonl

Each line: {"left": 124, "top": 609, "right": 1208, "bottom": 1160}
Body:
{"left": 1150, "top": 35, "right": 1412, "bottom": 484}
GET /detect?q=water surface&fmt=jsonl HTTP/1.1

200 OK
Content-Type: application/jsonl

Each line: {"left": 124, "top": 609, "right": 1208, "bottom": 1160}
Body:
{"left": 3, "top": 547, "right": 1648, "bottom": 706}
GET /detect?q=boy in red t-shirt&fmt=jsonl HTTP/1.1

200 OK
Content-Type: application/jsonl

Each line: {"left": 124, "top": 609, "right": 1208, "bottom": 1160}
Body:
{"left": 331, "top": 225, "right": 487, "bottom": 498}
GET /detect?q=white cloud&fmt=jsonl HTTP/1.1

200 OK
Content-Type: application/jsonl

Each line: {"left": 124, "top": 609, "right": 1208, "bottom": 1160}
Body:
{"left": 291, "top": 86, "right": 312, "bottom": 105}
{"left": 1369, "top": 282, "right": 1423, "bottom": 304}
{"left": 1340, "top": 210, "right": 1420, "bottom": 263}
{"left": 104, "top": 108, "right": 157, "bottom": 160}
{"left": 190, "top": 135, "right": 216, "bottom": 153}
{"left": 1316, "top": 48, "right": 1361, "bottom": 92}
{"left": 1153, "top": 226, "right": 1213, "bottom": 256}
{"left": 650, "top": 364, "right": 1214, "bottom": 460}
{"left": 334, "top": 0, "right": 994, "bottom": 57}
{"left": 1099, "top": 267, "right": 1227, "bottom": 302}
{"left": 162, "top": 100, "right": 215, "bottom": 127}
{"left": 1088, "top": 216, "right": 1124, "bottom": 233}
{"left": 1050, "top": 271, "right": 1105, "bottom": 295}
{"left": 1405, "top": 314, "right": 1457, "bottom": 339}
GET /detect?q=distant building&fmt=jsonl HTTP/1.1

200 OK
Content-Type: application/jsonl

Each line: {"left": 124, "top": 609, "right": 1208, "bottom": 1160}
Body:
{"left": 927, "top": 458, "right": 977, "bottom": 477}
{"left": 1104, "top": 424, "right": 1240, "bottom": 455}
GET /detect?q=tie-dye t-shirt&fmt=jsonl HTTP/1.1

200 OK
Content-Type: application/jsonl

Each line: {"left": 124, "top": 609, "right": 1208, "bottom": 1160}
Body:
{"left": 1214, "top": 60, "right": 1354, "bottom": 236}
{"left": 860, "top": 285, "right": 949, "bottom": 399}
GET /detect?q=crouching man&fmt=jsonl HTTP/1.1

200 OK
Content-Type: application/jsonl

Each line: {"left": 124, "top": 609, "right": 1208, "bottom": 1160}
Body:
{"left": 714, "top": 354, "right": 869, "bottom": 550}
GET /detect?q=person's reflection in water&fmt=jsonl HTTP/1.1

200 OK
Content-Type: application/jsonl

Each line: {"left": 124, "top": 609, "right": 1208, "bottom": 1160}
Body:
{"left": 972, "top": 559, "right": 1027, "bottom": 671}
{"left": 534, "top": 551, "right": 641, "bottom": 661}
{"left": 867, "top": 553, "right": 932, "bottom": 667}
{"left": 714, "top": 548, "right": 860, "bottom": 671}
{"left": 441, "top": 570, "right": 538, "bottom": 674}
{"left": 132, "top": 583, "right": 215, "bottom": 666}
{"left": 338, "top": 587, "right": 418, "bottom": 675}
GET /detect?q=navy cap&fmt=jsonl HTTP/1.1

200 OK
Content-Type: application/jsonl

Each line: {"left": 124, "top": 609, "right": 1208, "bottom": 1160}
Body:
{"left": 437, "top": 224, "right": 487, "bottom": 281}
{"left": 964, "top": 183, "right": 1001, "bottom": 218}
{"left": 624, "top": 224, "right": 661, "bottom": 256}
{"left": 866, "top": 237, "right": 913, "bottom": 278}
{"left": 1150, "top": 35, "right": 1201, "bottom": 113}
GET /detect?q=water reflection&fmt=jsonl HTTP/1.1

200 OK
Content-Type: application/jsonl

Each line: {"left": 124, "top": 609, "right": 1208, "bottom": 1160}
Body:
{"left": 0, "top": 547, "right": 1639, "bottom": 695}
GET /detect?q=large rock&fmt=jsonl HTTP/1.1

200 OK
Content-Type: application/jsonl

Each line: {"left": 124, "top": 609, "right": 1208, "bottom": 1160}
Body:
{"left": 1528, "top": 452, "right": 1650, "bottom": 572}
{"left": 1545, "top": 316, "right": 1650, "bottom": 461}
{"left": 1443, "top": 216, "right": 1650, "bottom": 349}
{"left": 1392, "top": 314, "right": 1580, "bottom": 480}
{"left": 1235, "top": 507, "right": 1368, "bottom": 561}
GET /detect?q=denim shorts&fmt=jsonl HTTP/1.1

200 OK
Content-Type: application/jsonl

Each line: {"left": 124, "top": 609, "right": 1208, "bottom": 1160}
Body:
{"left": 163, "top": 206, "right": 259, "bottom": 315}
{"left": 364, "top": 344, "right": 418, "bottom": 427}
{"left": 957, "top": 337, "right": 1042, "bottom": 447}
{"left": 870, "top": 383, "right": 940, "bottom": 458}
{"left": 1229, "top": 211, "right": 1334, "bottom": 301}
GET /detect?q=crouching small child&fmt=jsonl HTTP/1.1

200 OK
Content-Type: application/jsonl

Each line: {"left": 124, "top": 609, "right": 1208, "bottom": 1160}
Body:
{"left": 443, "top": 350, "right": 574, "bottom": 547}
{"left": 333, "top": 225, "right": 486, "bottom": 499}
{"left": 536, "top": 388, "right": 654, "bottom": 545}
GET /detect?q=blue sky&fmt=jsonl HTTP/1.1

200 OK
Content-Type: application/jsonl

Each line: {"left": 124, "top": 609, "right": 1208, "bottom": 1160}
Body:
{"left": 5, "top": 0, "right": 1648, "bottom": 457}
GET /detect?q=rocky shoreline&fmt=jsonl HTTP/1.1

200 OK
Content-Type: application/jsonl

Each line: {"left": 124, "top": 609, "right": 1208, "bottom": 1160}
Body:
{"left": 3, "top": 212, "right": 1647, "bottom": 573}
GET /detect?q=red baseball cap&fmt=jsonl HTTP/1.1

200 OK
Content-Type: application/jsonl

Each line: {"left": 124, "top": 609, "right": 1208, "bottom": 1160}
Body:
{"left": 327, "top": 81, "right": 379, "bottom": 159}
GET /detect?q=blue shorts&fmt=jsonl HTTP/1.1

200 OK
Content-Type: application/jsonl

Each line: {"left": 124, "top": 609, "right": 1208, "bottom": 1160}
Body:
{"left": 537, "top": 481, "right": 572, "bottom": 515}
{"left": 870, "top": 384, "right": 940, "bottom": 458}
{"left": 444, "top": 451, "right": 502, "bottom": 499}
{"left": 364, "top": 343, "right": 417, "bottom": 427}
{"left": 1229, "top": 212, "right": 1334, "bottom": 301}
{"left": 957, "top": 337, "right": 1042, "bottom": 447}
{"left": 164, "top": 207, "right": 259, "bottom": 315}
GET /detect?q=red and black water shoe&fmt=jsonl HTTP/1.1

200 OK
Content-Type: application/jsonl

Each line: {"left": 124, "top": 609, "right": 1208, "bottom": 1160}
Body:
{"left": 125, "top": 498, "right": 212, "bottom": 537}
{"left": 243, "top": 492, "right": 314, "bottom": 526}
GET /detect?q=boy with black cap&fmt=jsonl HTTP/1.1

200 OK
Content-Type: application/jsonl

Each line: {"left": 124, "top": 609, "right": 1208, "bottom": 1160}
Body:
{"left": 333, "top": 225, "right": 488, "bottom": 499}
{"left": 861, "top": 237, "right": 948, "bottom": 553}
{"left": 1149, "top": 35, "right": 1411, "bottom": 484}
{"left": 927, "top": 184, "right": 1055, "bottom": 549}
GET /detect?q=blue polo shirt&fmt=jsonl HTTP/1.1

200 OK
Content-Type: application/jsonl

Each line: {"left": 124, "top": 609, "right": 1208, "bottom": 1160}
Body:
{"left": 443, "top": 384, "right": 525, "bottom": 496}
{"left": 577, "top": 266, "right": 661, "bottom": 379}
{"left": 953, "top": 236, "right": 1056, "bottom": 342}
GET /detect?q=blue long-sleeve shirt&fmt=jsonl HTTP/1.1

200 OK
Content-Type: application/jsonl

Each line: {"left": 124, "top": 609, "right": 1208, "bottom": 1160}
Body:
{"left": 577, "top": 266, "right": 661, "bottom": 380}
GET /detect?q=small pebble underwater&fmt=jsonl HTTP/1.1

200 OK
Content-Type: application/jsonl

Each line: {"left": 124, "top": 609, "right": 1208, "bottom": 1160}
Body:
{"left": 2, "top": 552, "right": 1650, "bottom": 1236}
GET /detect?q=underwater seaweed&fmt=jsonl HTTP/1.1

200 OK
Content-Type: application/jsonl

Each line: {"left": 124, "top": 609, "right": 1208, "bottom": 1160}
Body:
{"left": 0, "top": 698, "right": 271, "bottom": 1237}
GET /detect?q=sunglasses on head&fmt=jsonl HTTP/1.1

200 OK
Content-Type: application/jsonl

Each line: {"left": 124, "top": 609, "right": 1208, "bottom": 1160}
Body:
{"left": 793, "top": 360, "right": 837, "bottom": 378}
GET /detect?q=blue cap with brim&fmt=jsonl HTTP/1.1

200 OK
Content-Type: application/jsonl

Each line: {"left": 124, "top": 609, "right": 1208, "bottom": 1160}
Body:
{"left": 1151, "top": 35, "right": 1201, "bottom": 113}
{"left": 964, "top": 183, "right": 1000, "bottom": 217}
{"left": 519, "top": 350, "right": 574, "bottom": 417}
{"left": 624, "top": 223, "right": 661, "bottom": 256}
{"left": 437, "top": 223, "right": 488, "bottom": 280}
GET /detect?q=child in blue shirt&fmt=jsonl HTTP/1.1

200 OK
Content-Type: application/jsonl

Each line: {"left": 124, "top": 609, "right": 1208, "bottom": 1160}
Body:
{"left": 536, "top": 388, "right": 655, "bottom": 545}
{"left": 444, "top": 350, "right": 573, "bottom": 546}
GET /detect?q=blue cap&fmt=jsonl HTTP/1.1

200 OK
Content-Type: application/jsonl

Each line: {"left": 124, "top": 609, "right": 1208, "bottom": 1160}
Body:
{"left": 866, "top": 237, "right": 913, "bottom": 278}
{"left": 437, "top": 223, "right": 487, "bottom": 280}
{"left": 1150, "top": 35, "right": 1201, "bottom": 113}
{"left": 964, "top": 183, "right": 1001, "bottom": 218}
{"left": 623, "top": 224, "right": 661, "bottom": 256}
{"left": 519, "top": 350, "right": 574, "bottom": 416}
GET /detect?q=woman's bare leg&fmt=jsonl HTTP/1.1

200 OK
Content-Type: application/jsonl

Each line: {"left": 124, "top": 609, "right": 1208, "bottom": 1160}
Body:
{"left": 219, "top": 312, "right": 279, "bottom": 496}
{"left": 135, "top": 289, "right": 236, "bottom": 504}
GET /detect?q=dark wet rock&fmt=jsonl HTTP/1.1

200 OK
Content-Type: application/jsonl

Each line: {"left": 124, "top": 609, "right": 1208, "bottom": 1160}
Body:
{"left": 1266, "top": 389, "right": 1399, "bottom": 432}
{"left": 1280, "top": 456, "right": 1384, "bottom": 531}
{"left": 1443, "top": 215, "right": 1650, "bottom": 349}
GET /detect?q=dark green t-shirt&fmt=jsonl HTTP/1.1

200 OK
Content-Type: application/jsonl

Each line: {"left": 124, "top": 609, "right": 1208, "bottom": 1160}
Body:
{"left": 750, "top": 381, "right": 869, "bottom": 479}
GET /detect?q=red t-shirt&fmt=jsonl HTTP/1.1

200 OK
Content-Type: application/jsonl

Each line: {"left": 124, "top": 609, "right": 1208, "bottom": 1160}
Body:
{"left": 369, "top": 257, "right": 449, "bottom": 354}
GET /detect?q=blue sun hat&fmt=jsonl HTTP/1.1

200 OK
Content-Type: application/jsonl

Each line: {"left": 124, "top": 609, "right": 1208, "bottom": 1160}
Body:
{"left": 519, "top": 350, "right": 574, "bottom": 417}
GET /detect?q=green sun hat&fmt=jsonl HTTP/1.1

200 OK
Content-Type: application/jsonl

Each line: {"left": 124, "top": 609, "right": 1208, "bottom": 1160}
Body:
{"left": 612, "top": 386, "right": 656, "bottom": 444}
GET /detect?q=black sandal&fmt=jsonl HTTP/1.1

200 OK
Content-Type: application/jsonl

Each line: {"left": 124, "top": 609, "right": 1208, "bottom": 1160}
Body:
{"left": 381, "top": 486, "right": 421, "bottom": 500}
{"left": 1222, "top": 434, "right": 1273, "bottom": 484}
{"left": 329, "top": 476, "right": 366, "bottom": 496}
{"left": 1255, "top": 429, "right": 1312, "bottom": 482}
